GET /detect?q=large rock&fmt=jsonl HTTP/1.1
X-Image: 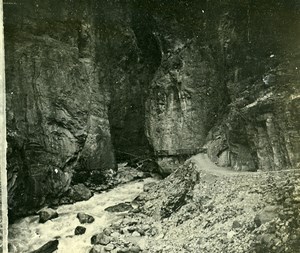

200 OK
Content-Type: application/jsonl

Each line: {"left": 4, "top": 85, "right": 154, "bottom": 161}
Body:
{"left": 75, "top": 226, "right": 86, "bottom": 235}
{"left": 77, "top": 212, "right": 95, "bottom": 224}
{"left": 68, "top": 184, "right": 93, "bottom": 202}
{"left": 104, "top": 203, "right": 133, "bottom": 213}
{"left": 38, "top": 208, "right": 58, "bottom": 223}
{"left": 91, "top": 233, "right": 111, "bottom": 245}
{"left": 30, "top": 240, "right": 59, "bottom": 253}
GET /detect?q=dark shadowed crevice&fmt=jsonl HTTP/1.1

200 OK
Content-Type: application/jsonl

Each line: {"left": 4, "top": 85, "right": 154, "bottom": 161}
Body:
{"left": 107, "top": 7, "right": 162, "bottom": 165}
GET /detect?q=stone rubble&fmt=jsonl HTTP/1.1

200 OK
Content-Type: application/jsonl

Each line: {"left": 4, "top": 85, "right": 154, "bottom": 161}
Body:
{"left": 89, "top": 158, "right": 300, "bottom": 253}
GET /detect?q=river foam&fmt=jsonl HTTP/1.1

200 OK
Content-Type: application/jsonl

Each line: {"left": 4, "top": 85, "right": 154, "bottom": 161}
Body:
{"left": 9, "top": 178, "right": 156, "bottom": 253}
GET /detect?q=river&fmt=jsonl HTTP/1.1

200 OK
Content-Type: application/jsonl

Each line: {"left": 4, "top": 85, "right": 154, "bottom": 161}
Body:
{"left": 8, "top": 178, "right": 156, "bottom": 253}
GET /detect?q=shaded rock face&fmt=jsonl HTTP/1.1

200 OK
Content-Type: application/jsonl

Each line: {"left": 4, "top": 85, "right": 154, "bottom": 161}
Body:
{"left": 205, "top": 1, "right": 300, "bottom": 172}
{"left": 5, "top": 1, "right": 116, "bottom": 219}
{"left": 5, "top": 0, "right": 300, "bottom": 218}
{"left": 142, "top": 2, "right": 230, "bottom": 160}
{"left": 106, "top": 7, "right": 161, "bottom": 162}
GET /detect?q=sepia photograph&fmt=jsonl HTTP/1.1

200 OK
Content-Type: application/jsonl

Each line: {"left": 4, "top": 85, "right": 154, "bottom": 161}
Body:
{"left": 2, "top": 0, "right": 300, "bottom": 252}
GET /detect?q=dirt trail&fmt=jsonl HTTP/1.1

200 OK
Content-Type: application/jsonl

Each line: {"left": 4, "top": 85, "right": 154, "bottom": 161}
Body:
{"left": 190, "top": 153, "right": 254, "bottom": 176}
{"left": 191, "top": 153, "right": 300, "bottom": 177}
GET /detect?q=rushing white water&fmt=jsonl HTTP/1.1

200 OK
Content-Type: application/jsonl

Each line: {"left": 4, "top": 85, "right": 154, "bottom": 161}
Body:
{"left": 9, "top": 178, "right": 156, "bottom": 253}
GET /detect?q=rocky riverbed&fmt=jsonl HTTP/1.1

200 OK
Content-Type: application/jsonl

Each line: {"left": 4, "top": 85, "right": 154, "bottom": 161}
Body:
{"left": 8, "top": 154, "right": 300, "bottom": 253}
{"left": 8, "top": 177, "right": 158, "bottom": 253}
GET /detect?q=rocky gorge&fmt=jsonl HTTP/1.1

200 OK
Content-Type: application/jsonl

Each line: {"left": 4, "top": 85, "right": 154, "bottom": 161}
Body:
{"left": 8, "top": 155, "right": 300, "bottom": 253}
{"left": 4, "top": 0, "right": 300, "bottom": 252}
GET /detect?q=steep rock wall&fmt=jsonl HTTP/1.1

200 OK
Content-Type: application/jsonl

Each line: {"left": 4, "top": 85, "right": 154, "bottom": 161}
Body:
{"left": 145, "top": 40, "right": 227, "bottom": 156}
{"left": 5, "top": 0, "right": 115, "bottom": 218}
{"left": 205, "top": 0, "right": 300, "bottom": 171}
{"left": 103, "top": 4, "right": 161, "bottom": 161}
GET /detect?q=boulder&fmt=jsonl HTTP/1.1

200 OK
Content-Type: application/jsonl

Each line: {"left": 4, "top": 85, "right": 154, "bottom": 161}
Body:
{"left": 69, "top": 184, "right": 93, "bottom": 202}
{"left": 89, "top": 245, "right": 105, "bottom": 253}
{"left": 254, "top": 206, "right": 279, "bottom": 227}
{"left": 132, "top": 231, "right": 141, "bottom": 237}
{"left": 38, "top": 208, "right": 58, "bottom": 223}
{"left": 111, "top": 231, "right": 121, "bottom": 238}
{"left": 127, "top": 226, "right": 137, "bottom": 233}
{"left": 103, "top": 227, "right": 115, "bottom": 236}
{"left": 77, "top": 212, "right": 95, "bottom": 224}
{"left": 114, "top": 167, "right": 146, "bottom": 185}
{"left": 75, "top": 226, "right": 86, "bottom": 235}
{"left": 30, "top": 240, "right": 59, "bottom": 253}
{"left": 104, "top": 203, "right": 133, "bottom": 213}
{"left": 104, "top": 244, "right": 115, "bottom": 251}
{"left": 232, "top": 220, "right": 242, "bottom": 229}
{"left": 128, "top": 245, "right": 141, "bottom": 253}
{"left": 91, "top": 233, "right": 111, "bottom": 245}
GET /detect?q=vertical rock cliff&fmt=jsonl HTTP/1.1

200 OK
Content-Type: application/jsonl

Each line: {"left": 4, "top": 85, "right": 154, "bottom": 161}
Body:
{"left": 5, "top": 0, "right": 116, "bottom": 218}
{"left": 203, "top": 0, "right": 300, "bottom": 172}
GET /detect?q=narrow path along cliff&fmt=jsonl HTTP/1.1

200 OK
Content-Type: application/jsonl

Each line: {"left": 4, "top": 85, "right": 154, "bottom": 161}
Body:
{"left": 191, "top": 153, "right": 252, "bottom": 176}
{"left": 192, "top": 153, "right": 300, "bottom": 177}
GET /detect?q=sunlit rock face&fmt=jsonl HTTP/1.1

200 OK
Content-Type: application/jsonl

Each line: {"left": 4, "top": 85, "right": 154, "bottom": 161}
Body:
{"left": 5, "top": 0, "right": 300, "bottom": 218}
{"left": 143, "top": 2, "right": 228, "bottom": 157}
{"left": 145, "top": 0, "right": 300, "bottom": 172}
{"left": 145, "top": 39, "right": 228, "bottom": 156}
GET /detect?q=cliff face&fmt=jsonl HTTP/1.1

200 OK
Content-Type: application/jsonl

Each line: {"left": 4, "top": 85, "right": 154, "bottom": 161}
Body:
{"left": 5, "top": 0, "right": 300, "bottom": 218}
{"left": 143, "top": 0, "right": 300, "bottom": 172}
{"left": 5, "top": 1, "right": 116, "bottom": 218}
{"left": 144, "top": 2, "right": 229, "bottom": 157}
{"left": 203, "top": 1, "right": 300, "bottom": 171}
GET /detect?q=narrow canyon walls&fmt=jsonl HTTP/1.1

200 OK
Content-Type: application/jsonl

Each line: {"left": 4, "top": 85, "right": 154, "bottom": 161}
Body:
{"left": 5, "top": 0, "right": 300, "bottom": 218}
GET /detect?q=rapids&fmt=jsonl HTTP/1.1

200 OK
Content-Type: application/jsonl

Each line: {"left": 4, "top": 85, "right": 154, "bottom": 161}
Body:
{"left": 8, "top": 178, "right": 156, "bottom": 253}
